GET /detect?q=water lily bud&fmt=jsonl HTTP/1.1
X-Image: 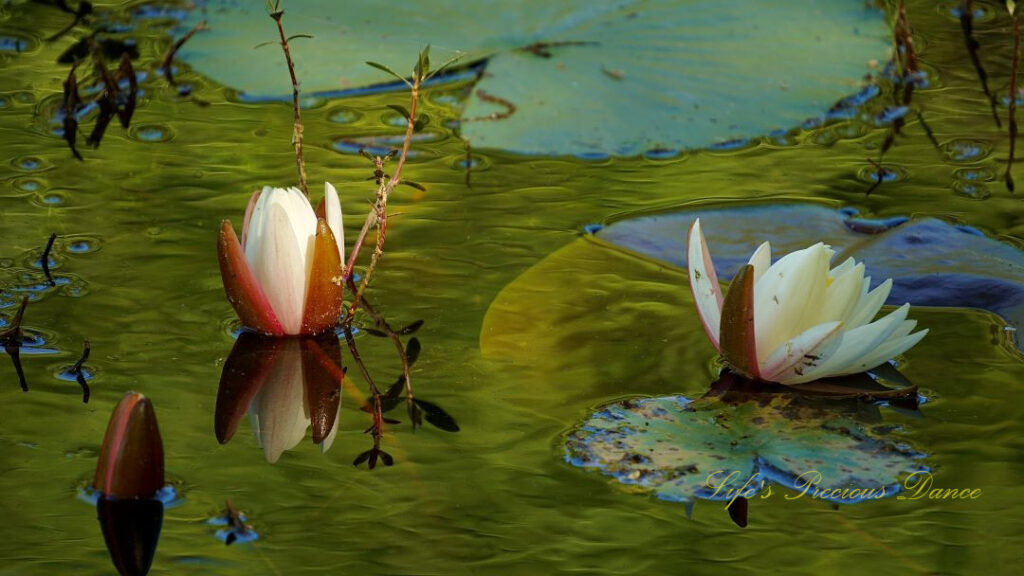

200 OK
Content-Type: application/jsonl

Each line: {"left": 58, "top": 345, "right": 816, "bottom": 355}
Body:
{"left": 94, "top": 392, "right": 164, "bottom": 499}
{"left": 218, "top": 183, "right": 345, "bottom": 336}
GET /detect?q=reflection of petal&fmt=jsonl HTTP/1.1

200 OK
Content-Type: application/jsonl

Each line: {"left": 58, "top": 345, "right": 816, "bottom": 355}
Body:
{"left": 216, "top": 332, "right": 343, "bottom": 462}
{"left": 97, "top": 497, "right": 163, "bottom": 576}
{"left": 249, "top": 339, "right": 308, "bottom": 463}
{"left": 301, "top": 333, "right": 343, "bottom": 446}
{"left": 215, "top": 333, "right": 282, "bottom": 444}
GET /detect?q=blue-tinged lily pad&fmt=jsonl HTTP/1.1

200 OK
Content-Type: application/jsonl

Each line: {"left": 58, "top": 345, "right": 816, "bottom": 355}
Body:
{"left": 596, "top": 203, "right": 1024, "bottom": 350}
{"left": 180, "top": 0, "right": 888, "bottom": 155}
{"left": 566, "top": 376, "right": 928, "bottom": 510}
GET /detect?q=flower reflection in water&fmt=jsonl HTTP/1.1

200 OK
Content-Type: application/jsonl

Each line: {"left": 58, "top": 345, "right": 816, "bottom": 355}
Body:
{"left": 216, "top": 331, "right": 343, "bottom": 463}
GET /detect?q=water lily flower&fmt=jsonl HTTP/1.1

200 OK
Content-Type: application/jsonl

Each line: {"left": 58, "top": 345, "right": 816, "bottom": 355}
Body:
{"left": 218, "top": 183, "right": 345, "bottom": 336}
{"left": 687, "top": 219, "right": 928, "bottom": 384}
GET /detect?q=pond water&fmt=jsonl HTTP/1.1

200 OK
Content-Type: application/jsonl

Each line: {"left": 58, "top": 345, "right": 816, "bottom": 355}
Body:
{"left": 1, "top": 1, "right": 1023, "bottom": 575}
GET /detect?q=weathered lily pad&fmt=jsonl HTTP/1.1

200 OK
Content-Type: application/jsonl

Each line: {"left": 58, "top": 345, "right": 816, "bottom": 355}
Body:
{"left": 595, "top": 203, "right": 1024, "bottom": 350}
{"left": 566, "top": 377, "right": 928, "bottom": 508}
{"left": 180, "top": 0, "right": 888, "bottom": 155}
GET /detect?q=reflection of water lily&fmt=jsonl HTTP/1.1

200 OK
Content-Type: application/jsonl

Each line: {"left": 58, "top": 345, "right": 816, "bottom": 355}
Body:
{"left": 216, "top": 332, "right": 342, "bottom": 463}
{"left": 217, "top": 183, "right": 345, "bottom": 336}
{"left": 688, "top": 219, "right": 928, "bottom": 384}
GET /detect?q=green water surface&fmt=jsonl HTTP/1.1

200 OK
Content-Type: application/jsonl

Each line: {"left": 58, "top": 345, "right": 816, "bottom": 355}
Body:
{"left": 1, "top": 1, "right": 1023, "bottom": 575}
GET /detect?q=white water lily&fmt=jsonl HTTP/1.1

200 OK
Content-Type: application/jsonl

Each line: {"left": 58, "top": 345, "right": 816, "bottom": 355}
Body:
{"left": 218, "top": 183, "right": 345, "bottom": 336}
{"left": 687, "top": 219, "right": 928, "bottom": 384}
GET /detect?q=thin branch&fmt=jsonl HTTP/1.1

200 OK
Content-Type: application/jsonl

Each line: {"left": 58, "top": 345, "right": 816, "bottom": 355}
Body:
{"left": 345, "top": 277, "right": 416, "bottom": 411}
{"left": 161, "top": 20, "right": 208, "bottom": 86}
{"left": 41, "top": 233, "right": 57, "bottom": 287}
{"left": 1007, "top": 1, "right": 1020, "bottom": 192}
{"left": 269, "top": 10, "right": 308, "bottom": 196}
{"left": 344, "top": 62, "right": 422, "bottom": 321}
{"left": 71, "top": 339, "right": 90, "bottom": 403}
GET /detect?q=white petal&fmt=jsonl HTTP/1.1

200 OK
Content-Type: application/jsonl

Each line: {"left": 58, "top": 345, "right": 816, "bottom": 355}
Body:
{"left": 687, "top": 219, "right": 723, "bottom": 350}
{"left": 748, "top": 241, "right": 771, "bottom": 285}
{"left": 820, "top": 262, "right": 864, "bottom": 324}
{"left": 837, "top": 328, "right": 929, "bottom": 375}
{"left": 244, "top": 186, "right": 276, "bottom": 262}
{"left": 324, "top": 182, "right": 345, "bottom": 266}
{"left": 250, "top": 202, "right": 313, "bottom": 334}
{"left": 830, "top": 256, "right": 857, "bottom": 277}
{"left": 845, "top": 278, "right": 893, "bottom": 329}
{"left": 753, "top": 243, "right": 832, "bottom": 362}
{"left": 803, "top": 303, "right": 911, "bottom": 378}
{"left": 759, "top": 321, "right": 842, "bottom": 383}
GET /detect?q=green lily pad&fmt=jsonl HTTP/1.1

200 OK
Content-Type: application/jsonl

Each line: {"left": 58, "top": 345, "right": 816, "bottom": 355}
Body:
{"left": 180, "top": 0, "right": 888, "bottom": 155}
{"left": 566, "top": 378, "right": 928, "bottom": 507}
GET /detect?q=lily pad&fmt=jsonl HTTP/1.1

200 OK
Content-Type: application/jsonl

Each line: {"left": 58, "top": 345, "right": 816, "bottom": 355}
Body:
{"left": 595, "top": 203, "right": 1024, "bottom": 350}
{"left": 566, "top": 376, "right": 928, "bottom": 508}
{"left": 180, "top": 0, "right": 888, "bottom": 155}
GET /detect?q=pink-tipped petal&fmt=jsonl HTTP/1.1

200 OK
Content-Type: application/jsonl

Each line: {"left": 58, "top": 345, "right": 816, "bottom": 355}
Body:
{"left": 300, "top": 219, "right": 345, "bottom": 335}
{"left": 687, "top": 219, "right": 724, "bottom": 350}
{"left": 218, "top": 220, "right": 285, "bottom": 336}
{"left": 720, "top": 264, "right": 760, "bottom": 380}
{"left": 240, "top": 189, "right": 262, "bottom": 249}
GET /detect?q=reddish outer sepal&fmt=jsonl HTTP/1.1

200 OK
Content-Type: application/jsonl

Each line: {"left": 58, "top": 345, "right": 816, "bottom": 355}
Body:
{"left": 94, "top": 392, "right": 165, "bottom": 499}
{"left": 301, "top": 333, "right": 343, "bottom": 444}
{"left": 215, "top": 332, "right": 283, "bottom": 444}
{"left": 314, "top": 197, "right": 327, "bottom": 220}
{"left": 720, "top": 264, "right": 761, "bottom": 380}
{"left": 300, "top": 219, "right": 344, "bottom": 335}
{"left": 218, "top": 220, "right": 285, "bottom": 336}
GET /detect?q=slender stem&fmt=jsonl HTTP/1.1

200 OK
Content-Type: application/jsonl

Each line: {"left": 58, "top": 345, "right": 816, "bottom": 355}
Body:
{"left": 270, "top": 11, "right": 308, "bottom": 197}
{"left": 344, "top": 277, "right": 415, "bottom": 402}
{"left": 161, "top": 20, "right": 208, "bottom": 86}
{"left": 1008, "top": 5, "right": 1020, "bottom": 192}
{"left": 344, "top": 74, "right": 421, "bottom": 322}
{"left": 342, "top": 324, "right": 385, "bottom": 442}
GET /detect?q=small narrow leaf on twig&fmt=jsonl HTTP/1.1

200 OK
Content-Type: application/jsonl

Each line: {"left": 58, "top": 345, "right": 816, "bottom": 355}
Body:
{"left": 366, "top": 61, "right": 413, "bottom": 88}
{"left": 387, "top": 104, "right": 411, "bottom": 119}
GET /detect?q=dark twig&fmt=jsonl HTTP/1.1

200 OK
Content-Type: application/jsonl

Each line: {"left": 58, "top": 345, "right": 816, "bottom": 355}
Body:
{"left": 45, "top": 0, "right": 93, "bottom": 42}
{"left": 342, "top": 324, "right": 390, "bottom": 468}
{"left": 344, "top": 276, "right": 418, "bottom": 426}
{"left": 41, "top": 233, "right": 57, "bottom": 287}
{"left": 71, "top": 339, "right": 90, "bottom": 403}
{"left": 960, "top": 0, "right": 1002, "bottom": 128}
{"left": 914, "top": 110, "right": 941, "bottom": 151}
{"left": 268, "top": 9, "right": 308, "bottom": 196}
{"left": 116, "top": 53, "right": 137, "bottom": 128}
{"left": 222, "top": 500, "right": 253, "bottom": 546}
{"left": 1007, "top": 1, "right": 1020, "bottom": 193}
{"left": 61, "top": 64, "right": 83, "bottom": 160}
{"left": 161, "top": 20, "right": 208, "bottom": 86}
{"left": 1, "top": 297, "right": 30, "bottom": 392}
